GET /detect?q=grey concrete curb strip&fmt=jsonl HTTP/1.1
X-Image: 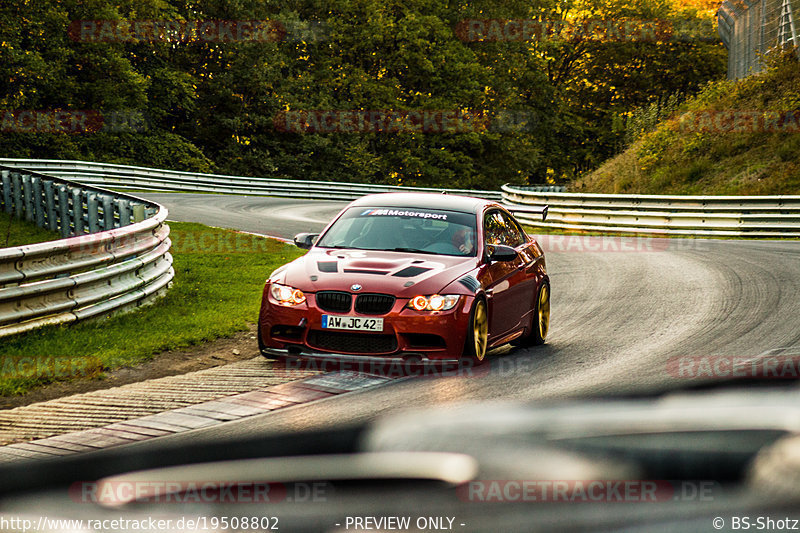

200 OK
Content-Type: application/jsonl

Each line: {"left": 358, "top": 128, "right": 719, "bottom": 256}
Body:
{"left": 0, "top": 370, "right": 392, "bottom": 463}
{"left": 0, "top": 356, "right": 353, "bottom": 446}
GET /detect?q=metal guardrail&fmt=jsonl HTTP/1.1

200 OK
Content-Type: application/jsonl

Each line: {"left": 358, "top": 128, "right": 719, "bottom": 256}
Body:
{"left": 0, "top": 159, "right": 567, "bottom": 201}
{"left": 0, "top": 165, "right": 174, "bottom": 338}
{"left": 502, "top": 185, "right": 800, "bottom": 237}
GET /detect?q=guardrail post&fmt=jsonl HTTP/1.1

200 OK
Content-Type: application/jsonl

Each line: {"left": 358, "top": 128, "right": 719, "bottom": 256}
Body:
{"left": 87, "top": 193, "right": 100, "bottom": 233}
{"left": 132, "top": 203, "right": 145, "bottom": 223}
{"left": 102, "top": 195, "right": 115, "bottom": 230}
{"left": 22, "top": 174, "right": 34, "bottom": 222}
{"left": 11, "top": 172, "right": 22, "bottom": 219}
{"left": 44, "top": 180, "right": 57, "bottom": 231}
{"left": 117, "top": 199, "right": 131, "bottom": 227}
{"left": 57, "top": 185, "right": 70, "bottom": 238}
{"left": 21, "top": 174, "right": 32, "bottom": 220}
{"left": 1, "top": 170, "right": 10, "bottom": 213}
{"left": 71, "top": 188, "right": 84, "bottom": 234}
{"left": 32, "top": 176, "right": 45, "bottom": 227}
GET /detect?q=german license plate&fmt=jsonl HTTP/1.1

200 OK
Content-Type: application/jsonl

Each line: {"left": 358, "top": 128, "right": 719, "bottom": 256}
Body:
{"left": 321, "top": 315, "right": 383, "bottom": 332}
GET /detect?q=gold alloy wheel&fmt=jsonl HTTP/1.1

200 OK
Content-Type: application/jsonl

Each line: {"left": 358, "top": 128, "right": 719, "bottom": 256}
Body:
{"left": 538, "top": 283, "right": 550, "bottom": 341}
{"left": 473, "top": 299, "right": 489, "bottom": 361}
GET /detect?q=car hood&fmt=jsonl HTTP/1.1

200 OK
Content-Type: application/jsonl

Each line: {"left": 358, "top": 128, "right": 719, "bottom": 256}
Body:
{"left": 281, "top": 248, "right": 479, "bottom": 297}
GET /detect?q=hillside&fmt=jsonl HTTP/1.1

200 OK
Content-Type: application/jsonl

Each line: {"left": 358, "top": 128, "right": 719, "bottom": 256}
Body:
{"left": 572, "top": 51, "right": 800, "bottom": 195}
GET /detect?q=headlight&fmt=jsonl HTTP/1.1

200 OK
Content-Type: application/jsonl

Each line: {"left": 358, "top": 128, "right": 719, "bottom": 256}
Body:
{"left": 407, "top": 294, "right": 461, "bottom": 311}
{"left": 269, "top": 283, "right": 306, "bottom": 306}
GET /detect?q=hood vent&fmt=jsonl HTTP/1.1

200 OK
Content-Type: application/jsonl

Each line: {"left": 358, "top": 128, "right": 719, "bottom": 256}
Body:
{"left": 343, "top": 269, "right": 388, "bottom": 275}
{"left": 393, "top": 266, "right": 432, "bottom": 278}
{"left": 317, "top": 261, "right": 338, "bottom": 273}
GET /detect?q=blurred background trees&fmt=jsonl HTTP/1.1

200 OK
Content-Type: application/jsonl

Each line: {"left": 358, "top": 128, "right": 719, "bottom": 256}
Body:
{"left": 0, "top": 0, "right": 725, "bottom": 188}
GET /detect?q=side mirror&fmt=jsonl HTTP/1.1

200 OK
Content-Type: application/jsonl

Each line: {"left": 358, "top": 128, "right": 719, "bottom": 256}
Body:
{"left": 293, "top": 233, "right": 319, "bottom": 249}
{"left": 486, "top": 244, "right": 517, "bottom": 262}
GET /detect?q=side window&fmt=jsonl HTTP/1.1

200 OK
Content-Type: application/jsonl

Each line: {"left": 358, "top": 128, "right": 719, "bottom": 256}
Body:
{"left": 500, "top": 212, "right": 525, "bottom": 247}
{"left": 484, "top": 211, "right": 508, "bottom": 246}
{"left": 484, "top": 210, "right": 525, "bottom": 248}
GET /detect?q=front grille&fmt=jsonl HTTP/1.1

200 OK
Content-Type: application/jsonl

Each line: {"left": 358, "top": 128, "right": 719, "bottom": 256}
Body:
{"left": 403, "top": 333, "right": 446, "bottom": 349}
{"left": 308, "top": 330, "right": 397, "bottom": 354}
{"left": 316, "top": 291, "right": 351, "bottom": 312}
{"left": 355, "top": 294, "right": 395, "bottom": 315}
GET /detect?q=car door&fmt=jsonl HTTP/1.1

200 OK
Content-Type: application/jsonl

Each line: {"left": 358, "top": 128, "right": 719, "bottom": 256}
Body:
{"left": 506, "top": 213, "right": 543, "bottom": 328}
{"left": 481, "top": 210, "right": 529, "bottom": 339}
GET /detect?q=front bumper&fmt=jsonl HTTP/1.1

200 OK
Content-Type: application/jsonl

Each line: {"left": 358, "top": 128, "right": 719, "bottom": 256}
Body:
{"left": 258, "top": 288, "right": 474, "bottom": 361}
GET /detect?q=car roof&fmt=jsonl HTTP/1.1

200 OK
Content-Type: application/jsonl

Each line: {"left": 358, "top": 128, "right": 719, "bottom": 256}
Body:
{"left": 347, "top": 192, "right": 498, "bottom": 214}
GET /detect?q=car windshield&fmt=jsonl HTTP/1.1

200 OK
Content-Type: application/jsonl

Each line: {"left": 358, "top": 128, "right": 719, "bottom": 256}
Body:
{"left": 316, "top": 206, "right": 478, "bottom": 256}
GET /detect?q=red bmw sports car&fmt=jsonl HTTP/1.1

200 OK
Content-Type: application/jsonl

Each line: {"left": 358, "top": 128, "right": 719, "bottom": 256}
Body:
{"left": 258, "top": 193, "right": 550, "bottom": 364}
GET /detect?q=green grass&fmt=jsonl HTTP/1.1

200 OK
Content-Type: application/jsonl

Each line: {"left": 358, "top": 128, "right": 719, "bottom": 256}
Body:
{"left": 573, "top": 51, "right": 800, "bottom": 196}
{"left": 0, "top": 212, "right": 60, "bottom": 247}
{"left": 0, "top": 221, "right": 305, "bottom": 396}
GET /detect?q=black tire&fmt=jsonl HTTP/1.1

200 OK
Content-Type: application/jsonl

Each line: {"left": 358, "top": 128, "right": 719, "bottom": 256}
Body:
{"left": 463, "top": 297, "right": 489, "bottom": 364}
{"left": 513, "top": 280, "right": 550, "bottom": 347}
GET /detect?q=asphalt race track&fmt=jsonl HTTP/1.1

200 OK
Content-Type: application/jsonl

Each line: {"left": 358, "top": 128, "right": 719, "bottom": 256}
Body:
{"left": 141, "top": 193, "right": 347, "bottom": 241}
{"left": 135, "top": 193, "right": 800, "bottom": 447}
